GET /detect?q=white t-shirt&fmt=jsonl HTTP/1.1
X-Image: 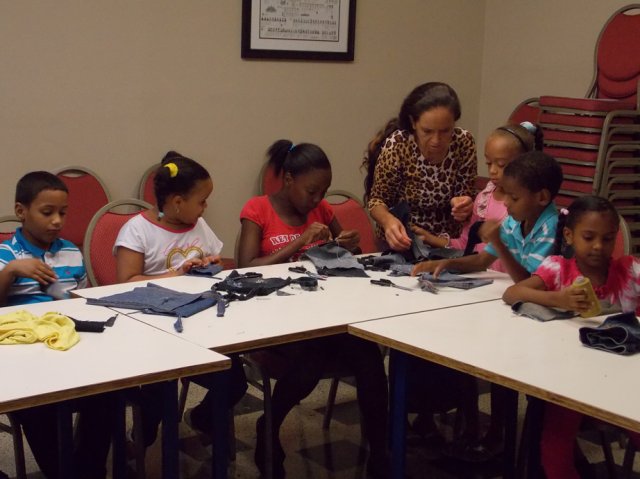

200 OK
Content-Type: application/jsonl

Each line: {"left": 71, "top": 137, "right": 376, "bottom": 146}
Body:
{"left": 114, "top": 214, "right": 223, "bottom": 276}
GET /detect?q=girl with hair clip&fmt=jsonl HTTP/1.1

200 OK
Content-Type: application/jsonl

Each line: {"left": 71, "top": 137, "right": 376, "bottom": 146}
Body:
{"left": 362, "top": 82, "right": 477, "bottom": 252}
{"left": 503, "top": 195, "right": 640, "bottom": 479}
{"left": 238, "top": 140, "right": 389, "bottom": 479}
{"left": 412, "top": 121, "right": 543, "bottom": 272}
{"left": 115, "top": 151, "right": 247, "bottom": 448}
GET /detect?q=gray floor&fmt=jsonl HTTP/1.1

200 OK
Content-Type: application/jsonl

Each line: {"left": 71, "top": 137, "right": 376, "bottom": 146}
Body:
{"left": 1, "top": 377, "right": 638, "bottom": 478}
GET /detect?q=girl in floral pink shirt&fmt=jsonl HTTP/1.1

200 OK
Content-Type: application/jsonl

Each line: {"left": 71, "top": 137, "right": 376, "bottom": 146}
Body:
{"left": 503, "top": 195, "right": 640, "bottom": 479}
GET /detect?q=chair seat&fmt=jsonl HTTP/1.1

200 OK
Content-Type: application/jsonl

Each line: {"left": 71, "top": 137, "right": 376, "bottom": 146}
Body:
{"left": 540, "top": 95, "right": 635, "bottom": 112}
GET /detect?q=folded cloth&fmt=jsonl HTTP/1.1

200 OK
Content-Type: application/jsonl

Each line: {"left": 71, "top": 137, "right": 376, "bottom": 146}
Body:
{"left": 0, "top": 310, "right": 80, "bottom": 350}
{"left": 86, "top": 283, "right": 218, "bottom": 317}
{"left": 187, "top": 263, "right": 223, "bottom": 277}
{"left": 579, "top": 311, "right": 640, "bottom": 355}
{"left": 303, "top": 243, "right": 369, "bottom": 278}
{"left": 511, "top": 301, "right": 576, "bottom": 322}
{"left": 418, "top": 272, "right": 493, "bottom": 289}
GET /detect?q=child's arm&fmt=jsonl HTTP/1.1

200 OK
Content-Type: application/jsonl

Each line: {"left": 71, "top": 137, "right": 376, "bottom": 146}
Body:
{"left": 0, "top": 259, "right": 57, "bottom": 304}
{"left": 115, "top": 247, "right": 197, "bottom": 283}
{"left": 410, "top": 225, "right": 449, "bottom": 248}
{"left": 503, "top": 275, "right": 590, "bottom": 312}
{"left": 236, "top": 219, "right": 331, "bottom": 268}
{"left": 480, "top": 220, "right": 530, "bottom": 283}
{"left": 328, "top": 217, "right": 360, "bottom": 252}
{"left": 411, "top": 251, "right": 497, "bottom": 277}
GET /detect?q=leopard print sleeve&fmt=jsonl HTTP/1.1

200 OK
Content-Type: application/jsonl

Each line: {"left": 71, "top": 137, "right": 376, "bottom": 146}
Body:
{"left": 366, "top": 130, "right": 408, "bottom": 211}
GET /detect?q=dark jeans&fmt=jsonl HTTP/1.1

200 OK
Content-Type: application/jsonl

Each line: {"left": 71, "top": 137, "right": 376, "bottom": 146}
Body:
{"left": 137, "top": 354, "right": 247, "bottom": 447}
{"left": 12, "top": 393, "right": 115, "bottom": 479}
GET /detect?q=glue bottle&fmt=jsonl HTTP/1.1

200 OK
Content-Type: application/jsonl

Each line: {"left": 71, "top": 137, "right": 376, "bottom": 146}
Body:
{"left": 572, "top": 276, "right": 601, "bottom": 318}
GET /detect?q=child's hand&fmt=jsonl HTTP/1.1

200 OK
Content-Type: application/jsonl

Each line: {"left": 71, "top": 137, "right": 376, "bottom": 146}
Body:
{"left": 410, "top": 225, "right": 430, "bottom": 241}
{"left": 301, "top": 222, "right": 331, "bottom": 245}
{"left": 412, "top": 259, "right": 448, "bottom": 277}
{"left": 479, "top": 220, "right": 502, "bottom": 245}
{"left": 174, "top": 258, "right": 204, "bottom": 275}
{"left": 451, "top": 196, "right": 473, "bottom": 222}
{"left": 8, "top": 259, "right": 57, "bottom": 285}
{"left": 557, "top": 286, "right": 591, "bottom": 312}
{"left": 202, "top": 255, "right": 222, "bottom": 266}
{"left": 335, "top": 230, "right": 360, "bottom": 251}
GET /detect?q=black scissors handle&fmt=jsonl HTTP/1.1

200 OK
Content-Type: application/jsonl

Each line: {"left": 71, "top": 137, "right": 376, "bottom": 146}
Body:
{"left": 370, "top": 279, "right": 392, "bottom": 287}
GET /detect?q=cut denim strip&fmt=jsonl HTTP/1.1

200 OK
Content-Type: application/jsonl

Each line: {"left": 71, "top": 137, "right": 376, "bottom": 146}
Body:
{"left": 303, "top": 243, "right": 369, "bottom": 278}
{"left": 579, "top": 311, "right": 640, "bottom": 355}
{"left": 418, "top": 272, "right": 493, "bottom": 289}
{"left": 511, "top": 301, "right": 576, "bottom": 322}
{"left": 187, "top": 263, "right": 223, "bottom": 277}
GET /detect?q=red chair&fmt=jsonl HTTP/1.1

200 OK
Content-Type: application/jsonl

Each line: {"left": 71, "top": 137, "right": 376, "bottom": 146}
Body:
{"left": 0, "top": 215, "right": 20, "bottom": 243}
{"left": 137, "top": 163, "right": 159, "bottom": 206}
{"left": 325, "top": 190, "right": 378, "bottom": 254}
{"left": 508, "top": 97, "right": 541, "bottom": 125}
{"left": 54, "top": 166, "right": 110, "bottom": 249}
{"left": 83, "top": 199, "right": 152, "bottom": 287}
{"left": 259, "top": 162, "right": 283, "bottom": 195}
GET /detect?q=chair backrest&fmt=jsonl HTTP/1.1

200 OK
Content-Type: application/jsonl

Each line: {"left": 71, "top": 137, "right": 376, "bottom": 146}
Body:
{"left": 0, "top": 215, "right": 20, "bottom": 243}
{"left": 325, "top": 190, "right": 378, "bottom": 254}
{"left": 259, "top": 162, "right": 283, "bottom": 195}
{"left": 613, "top": 215, "right": 632, "bottom": 259}
{"left": 589, "top": 5, "right": 640, "bottom": 105}
{"left": 138, "top": 163, "right": 159, "bottom": 206}
{"left": 83, "top": 199, "right": 152, "bottom": 287}
{"left": 508, "top": 97, "right": 541, "bottom": 125}
{"left": 54, "top": 166, "right": 111, "bottom": 249}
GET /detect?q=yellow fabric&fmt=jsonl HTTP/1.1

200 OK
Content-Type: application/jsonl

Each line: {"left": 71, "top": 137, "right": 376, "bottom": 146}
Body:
{"left": 0, "top": 310, "right": 80, "bottom": 350}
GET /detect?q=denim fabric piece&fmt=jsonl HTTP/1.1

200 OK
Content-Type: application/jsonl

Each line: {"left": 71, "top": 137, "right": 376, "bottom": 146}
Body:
{"left": 389, "top": 264, "right": 414, "bottom": 276}
{"left": 303, "top": 243, "right": 369, "bottom": 278}
{"left": 86, "top": 283, "right": 217, "bottom": 317}
{"left": 213, "top": 270, "right": 291, "bottom": 298}
{"left": 579, "top": 311, "right": 640, "bottom": 355}
{"left": 511, "top": 301, "right": 576, "bottom": 322}
{"left": 418, "top": 272, "right": 493, "bottom": 289}
{"left": 187, "top": 263, "right": 223, "bottom": 277}
{"left": 358, "top": 253, "right": 408, "bottom": 271}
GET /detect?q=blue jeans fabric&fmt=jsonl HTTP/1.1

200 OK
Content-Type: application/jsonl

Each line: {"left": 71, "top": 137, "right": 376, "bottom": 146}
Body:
{"left": 86, "top": 283, "right": 218, "bottom": 317}
{"left": 418, "top": 272, "right": 493, "bottom": 289}
{"left": 303, "top": 243, "right": 369, "bottom": 278}
{"left": 579, "top": 311, "right": 640, "bottom": 355}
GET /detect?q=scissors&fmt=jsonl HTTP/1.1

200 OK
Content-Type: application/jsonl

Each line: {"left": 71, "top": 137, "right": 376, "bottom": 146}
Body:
{"left": 370, "top": 278, "right": 413, "bottom": 291}
{"left": 288, "top": 265, "right": 328, "bottom": 280}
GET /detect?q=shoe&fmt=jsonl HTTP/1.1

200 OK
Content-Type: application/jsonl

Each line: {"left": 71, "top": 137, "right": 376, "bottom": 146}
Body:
{"left": 254, "top": 415, "right": 285, "bottom": 478}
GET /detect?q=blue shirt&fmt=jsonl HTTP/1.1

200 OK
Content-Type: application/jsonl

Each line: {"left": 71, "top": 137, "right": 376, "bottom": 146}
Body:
{"left": 0, "top": 228, "right": 87, "bottom": 306}
{"left": 484, "top": 202, "right": 558, "bottom": 273}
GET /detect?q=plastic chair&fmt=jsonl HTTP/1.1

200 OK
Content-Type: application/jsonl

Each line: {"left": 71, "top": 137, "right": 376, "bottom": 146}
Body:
{"left": 325, "top": 190, "right": 378, "bottom": 254}
{"left": 137, "top": 163, "right": 159, "bottom": 206}
{"left": 83, "top": 199, "right": 152, "bottom": 287}
{"left": 0, "top": 414, "right": 26, "bottom": 479}
{"left": 259, "top": 162, "right": 283, "bottom": 195}
{"left": 0, "top": 215, "right": 20, "bottom": 243}
{"left": 54, "top": 166, "right": 111, "bottom": 249}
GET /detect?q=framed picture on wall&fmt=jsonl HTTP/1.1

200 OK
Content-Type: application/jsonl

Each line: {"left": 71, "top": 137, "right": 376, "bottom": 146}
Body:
{"left": 241, "top": 0, "right": 356, "bottom": 61}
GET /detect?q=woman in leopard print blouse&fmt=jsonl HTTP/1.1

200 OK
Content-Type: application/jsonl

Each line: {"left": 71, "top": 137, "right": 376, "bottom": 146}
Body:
{"left": 363, "top": 82, "right": 477, "bottom": 251}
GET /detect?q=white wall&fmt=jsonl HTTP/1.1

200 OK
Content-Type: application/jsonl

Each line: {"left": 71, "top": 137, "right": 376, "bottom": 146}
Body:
{"left": 0, "top": 1, "right": 485, "bottom": 255}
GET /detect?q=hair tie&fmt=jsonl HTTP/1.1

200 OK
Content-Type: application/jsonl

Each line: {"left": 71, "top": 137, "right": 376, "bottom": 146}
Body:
{"left": 288, "top": 143, "right": 296, "bottom": 152}
{"left": 164, "top": 162, "right": 178, "bottom": 177}
{"left": 560, "top": 208, "right": 569, "bottom": 216}
{"left": 520, "top": 121, "right": 537, "bottom": 134}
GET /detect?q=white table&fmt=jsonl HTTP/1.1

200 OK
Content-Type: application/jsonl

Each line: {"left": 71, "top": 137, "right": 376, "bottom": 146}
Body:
{"left": 0, "top": 299, "right": 230, "bottom": 479}
{"left": 74, "top": 261, "right": 513, "bottom": 353}
{"left": 349, "top": 300, "right": 640, "bottom": 478}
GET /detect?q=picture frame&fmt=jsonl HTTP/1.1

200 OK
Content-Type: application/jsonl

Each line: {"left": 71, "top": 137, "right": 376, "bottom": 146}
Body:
{"left": 241, "top": 0, "right": 356, "bottom": 61}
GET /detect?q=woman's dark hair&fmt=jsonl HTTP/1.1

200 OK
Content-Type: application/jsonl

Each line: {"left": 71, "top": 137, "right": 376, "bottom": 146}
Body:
{"left": 154, "top": 150, "right": 210, "bottom": 212}
{"left": 15, "top": 171, "right": 68, "bottom": 205}
{"left": 494, "top": 122, "right": 544, "bottom": 152}
{"left": 362, "top": 82, "right": 461, "bottom": 202}
{"left": 553, "top": 195, "right": 620, "bottom": 256}
{"left": 267, "top": 140, "right": 331, "bottom": 178}
{"left": 502, "top": 151, "right": 563, "bottom": 198}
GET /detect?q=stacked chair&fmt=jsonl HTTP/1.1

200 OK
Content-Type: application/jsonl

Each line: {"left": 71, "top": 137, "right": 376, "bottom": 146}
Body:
{"left": 537, "top": 4, "right": 640, "bottom": 253}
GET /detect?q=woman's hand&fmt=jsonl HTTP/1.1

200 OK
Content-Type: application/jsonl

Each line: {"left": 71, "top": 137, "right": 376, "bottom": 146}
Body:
{"left": 479, "top": 220, "right": 502, "bottom": 246}
{"left": 301, "top": 222, "right": 332, "bottom": 245}
{"left": 335, "top": 229, "right": 360, "bottom": 251}
{"left": 382, "top": 216, "right": 412, "bottom": 251}
{"left": 451, "top": 196, "right": 473, "bottom": 222}
{"left": 7, "top": 259, "right": 57, "bottom": 285}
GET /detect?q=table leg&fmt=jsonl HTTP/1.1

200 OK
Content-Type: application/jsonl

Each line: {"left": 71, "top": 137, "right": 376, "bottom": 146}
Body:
{"left": 389, "top": 349, "right": 408, "bottom": 479}
{"left": 502, "top": 388, "right": 518, "bottom": 479}
{"left": 56, "top": 400, "right": 75, "bottom": 479}
{"left": 210, "top": 369, "right": 230, "bottom": 479}
{"left": 112, "top": 391, "right": 128, "bottom": 479}
{"left": 161, "top": 380, "right": 179, "bottom": 479}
